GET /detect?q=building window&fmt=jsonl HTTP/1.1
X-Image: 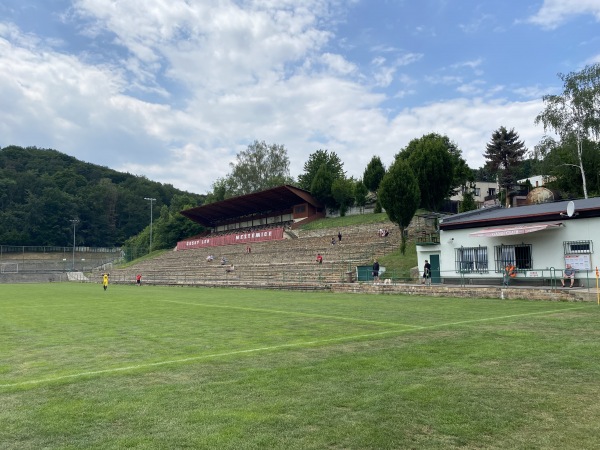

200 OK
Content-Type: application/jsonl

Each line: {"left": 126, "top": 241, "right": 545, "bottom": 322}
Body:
{"left": 455, "top": 246, "right": 488, "bottom": 273}
{"left": 488, "top": 188, "right": 496, "bottom": 196}
{"left": 494, "top": 244, "right": 532, "bottom": 272}
{"left": 564, "top": 240, "right": 592, "bottom": 254}
{"left": 473, "top": 188, "right": 481, "bottom": 197}
{"left": 294, "top": 205, "right": 306, "bottom": 214}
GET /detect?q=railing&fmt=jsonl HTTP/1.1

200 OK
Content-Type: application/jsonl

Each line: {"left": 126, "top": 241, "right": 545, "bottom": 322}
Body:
{"left": 415, "top": 232, "right": 440, "bottom": 245}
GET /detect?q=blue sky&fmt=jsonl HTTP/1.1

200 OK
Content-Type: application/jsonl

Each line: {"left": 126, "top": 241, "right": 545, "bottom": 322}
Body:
{"left": 1, "top": 0, "right": 599, "bottom": 194}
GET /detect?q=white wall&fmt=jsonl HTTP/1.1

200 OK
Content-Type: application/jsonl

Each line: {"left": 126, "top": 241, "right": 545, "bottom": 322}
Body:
{"left": 417, "top": 217, "right": 598, "bottom": 285}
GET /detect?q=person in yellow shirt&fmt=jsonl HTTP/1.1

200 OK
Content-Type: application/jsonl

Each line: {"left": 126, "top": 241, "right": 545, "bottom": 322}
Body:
{"left": 102, "top": 273, "right": 109, "bottom": 291}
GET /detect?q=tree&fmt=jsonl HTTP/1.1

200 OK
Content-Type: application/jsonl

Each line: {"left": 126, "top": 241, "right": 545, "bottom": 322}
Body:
{"left": 540, "top": 136, "right": 600, "bottom": 198}
{"left": 397, "top": 134, "right": 454, "bottom": 211}
{"left": 331, "top": 177, "right": 355, "bottom": 216}
{"left": 378, "top": 160, "right": 420, "bottom": 254}
{"left": 459, "top": 188, "right": 477, "bottom": 213}
{"left": 227, "top": 140, "right": 294, "bottom": 196}
{"left": 362, "top": 156, "right": 385, "bottom": 193}
{"left": 0, "top": 145, "right": 204, "bottom": 247}
{"left": 310, "top": 164, "right": 336, "bottom": 207}
{"left": 483, "top": 127, "right": 527, "bottom": 206}
{"left": 354, "top": 180, "right": 368, "bottom": 213}
{"left": 298, "top": 150, "right": 344, "bottom": 191}
{"left": 204, "top": 177, "right": 231, "bottom": 204}
{"left": 398, "top": 133, "right": 470, "bottom": 200}
{"left": 535, "top": 63, "right": 600, "bottom": 199}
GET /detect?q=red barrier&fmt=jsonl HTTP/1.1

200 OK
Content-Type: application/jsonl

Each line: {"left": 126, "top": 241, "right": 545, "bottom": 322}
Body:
{"left": 177, "top": 228, "right": 284, "bottom": 250}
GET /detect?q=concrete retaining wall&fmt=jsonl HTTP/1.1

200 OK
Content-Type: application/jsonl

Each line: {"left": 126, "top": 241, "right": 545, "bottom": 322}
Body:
{"left": 332, "top": 282, "right": 581, "bottom": 301}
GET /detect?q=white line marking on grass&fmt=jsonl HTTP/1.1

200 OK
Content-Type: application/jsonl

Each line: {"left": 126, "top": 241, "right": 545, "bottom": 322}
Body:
{"left": 0, "top": 305, "right": 587, "bottom": 389}
{"left": 0, "top": 328, "right": 407, "bottom": 388}
{"left": 155, "top": 299, "right": 421, "bottom": 328}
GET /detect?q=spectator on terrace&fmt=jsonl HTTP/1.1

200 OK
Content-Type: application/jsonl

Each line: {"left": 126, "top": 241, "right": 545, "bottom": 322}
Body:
{"left": 220, "top": 257, "right": 227, "bottom": 265}
{"left": 331, "top": 237, "right": 336, "bottom": 245}
{"left": 246, "top": 245, "right": 251, "bottom": 254}
{"left": 206, "top": 254, "right": 214, "bottom": 262}
{"left": 226, "top": 264, "right": 235, "bottom": 273}
{"left": 316, "top": 253, "right": 323, "bottom": 264}
{"left": 338, "top": 231, "right": 342, "bottom": 242}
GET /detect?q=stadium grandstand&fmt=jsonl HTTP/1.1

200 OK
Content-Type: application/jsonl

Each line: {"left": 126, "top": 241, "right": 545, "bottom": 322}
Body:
{"left": 176, "top": 185, "right": 326, "bottom": 250}
{"left": 94, "top": 185, "right": 403, "bottom": 290}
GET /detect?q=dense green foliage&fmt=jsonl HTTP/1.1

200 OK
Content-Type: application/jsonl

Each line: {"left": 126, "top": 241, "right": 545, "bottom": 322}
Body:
{"left": 362, "top": 156, "right": 385, "bottom": 193}
{"left": 297, "top": 150, "right": 345, "bottom": 195}
{"left": 331, "top": 177, "right": 355, "bottom": 216}
{"left": 459, "top": 189, "right": 478, "bottom": 212}
{"left": 535, "top": 63, "right": 600, "bottom": 198}
{"left": 539, "top": 136, "right": 600, "bottom": 198}
{"left": 378, "top": 159, "right": 420, "bottom": 254}
{"left": 0, "top": 146, "right": 204, "bottom": 247}
{"left": 397, "top": 133, "right": 471, "bottom": 210}
{"left": 353, "top": 180, "right": 368, "bottom": 212}
{"left": 205, "top": 141, "right": 294, "bottom": 202}
{"left": 484, "top": 127, "right": 527, "bottom": 204}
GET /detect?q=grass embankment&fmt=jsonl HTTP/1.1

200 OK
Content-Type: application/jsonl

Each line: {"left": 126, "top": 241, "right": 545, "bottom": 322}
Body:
{"left": 299, "top": 212, "right": 418, "bottom": 279}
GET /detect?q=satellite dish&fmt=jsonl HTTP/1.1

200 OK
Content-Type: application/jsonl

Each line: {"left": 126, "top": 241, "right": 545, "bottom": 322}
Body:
{"left": 566, "top": 201, "right": 575, "bottom": 217}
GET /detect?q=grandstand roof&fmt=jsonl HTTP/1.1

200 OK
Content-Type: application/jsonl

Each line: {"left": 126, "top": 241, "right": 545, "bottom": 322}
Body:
{"left": 180, "top": 185, "right": 323, "bottom": 227}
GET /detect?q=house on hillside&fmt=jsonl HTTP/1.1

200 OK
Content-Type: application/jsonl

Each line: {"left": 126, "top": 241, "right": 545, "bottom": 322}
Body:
{"left": 416, "top": 197, "right": 600, "bottom": 287}
{"left": 450, "top": 181, "right": 499, "bottom": 209}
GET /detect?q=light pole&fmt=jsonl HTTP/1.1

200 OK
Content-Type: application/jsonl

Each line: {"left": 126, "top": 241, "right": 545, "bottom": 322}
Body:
{"left": 70, "top": 219, "right": 79, "bottom": 271}
{"left": 144, "top": 197, "right": 156, "bottom": 253}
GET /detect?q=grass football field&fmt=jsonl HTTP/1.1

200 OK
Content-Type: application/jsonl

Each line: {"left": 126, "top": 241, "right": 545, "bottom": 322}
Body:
{"left": 1, "top": 283, "right": 600, "bottom": 449}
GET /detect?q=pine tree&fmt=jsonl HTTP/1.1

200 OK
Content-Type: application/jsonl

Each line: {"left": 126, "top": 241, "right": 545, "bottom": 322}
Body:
{"left": 483, "top": 127, "right": 527, "bottom": 206}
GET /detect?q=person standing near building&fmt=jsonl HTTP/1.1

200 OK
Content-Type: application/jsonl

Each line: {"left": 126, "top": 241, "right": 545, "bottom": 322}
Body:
{"left": 102, "top": 273, "right": 109, "bottom": 291}
{"left": 422, "top": 260, "right": 431, "bottom": 285}
{"left": 372, "top": 259, "right": 380, "bottom": 283}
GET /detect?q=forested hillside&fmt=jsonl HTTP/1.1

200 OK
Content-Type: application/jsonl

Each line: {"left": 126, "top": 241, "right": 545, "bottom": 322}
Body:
{"left": 0, "top": 146, "right": 205, "bottom": 247}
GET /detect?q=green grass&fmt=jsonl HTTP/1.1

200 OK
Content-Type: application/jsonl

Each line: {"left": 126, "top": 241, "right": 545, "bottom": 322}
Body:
{"left": 377, "top": 241, "right": 418, "bottom": 280}
{"left": 117, "top": 248, "right": 169, "bottom": 268}
{"left": 298, "top": 212, "right": 390, "bottom": 230}
{"left": 2, "top": 284, "right": 600, "bottom": 449}
{"left": 297, "top": 211, "right": 418, "bottom": 277}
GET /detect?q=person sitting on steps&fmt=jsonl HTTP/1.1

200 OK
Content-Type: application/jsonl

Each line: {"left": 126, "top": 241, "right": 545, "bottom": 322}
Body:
{"left": 561, "top": 264, "right": 575, "bottom": 288}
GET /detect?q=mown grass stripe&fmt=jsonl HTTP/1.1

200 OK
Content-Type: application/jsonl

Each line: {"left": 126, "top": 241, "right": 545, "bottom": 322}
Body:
{"left": 1, "top": 305, "right": 585, "bottom": 389}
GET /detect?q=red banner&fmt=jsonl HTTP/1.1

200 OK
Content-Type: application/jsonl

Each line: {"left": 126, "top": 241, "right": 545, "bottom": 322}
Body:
{"left": 177, "top": 228, "right": 284, "bottom": 250}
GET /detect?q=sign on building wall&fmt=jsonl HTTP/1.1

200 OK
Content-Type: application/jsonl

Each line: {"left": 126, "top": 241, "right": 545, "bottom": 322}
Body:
{"left": 176, "top": 228, "right": 284, "bottom": 250}
{"left": 565, "top": 254, "right": 592, "bottom": 271}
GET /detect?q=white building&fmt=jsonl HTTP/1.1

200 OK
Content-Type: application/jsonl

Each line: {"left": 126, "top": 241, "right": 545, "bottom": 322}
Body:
{"left": 416, "top": 197, "right": 600, "bottom": 288}
{"left": 517, "top": 175, "right": 554, "bottom": 188}
{"left": 450, "top": 181, "right": 499, "bottom": 208}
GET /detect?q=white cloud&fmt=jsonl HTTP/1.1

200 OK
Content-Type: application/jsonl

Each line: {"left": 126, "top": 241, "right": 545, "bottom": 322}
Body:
{"left": 320, "top": 52, "right": 358, "bottom": 75}
{"left": 0, "top": 0, "right": 557, "bottom": 194}
{"left": 527, "top": 0, "right": 600, "bottom": 29}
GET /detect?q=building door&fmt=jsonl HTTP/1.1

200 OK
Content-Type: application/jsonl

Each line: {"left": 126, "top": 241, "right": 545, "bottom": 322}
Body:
{"left": 429, "top": 254, "right": 441, "bottom": 284}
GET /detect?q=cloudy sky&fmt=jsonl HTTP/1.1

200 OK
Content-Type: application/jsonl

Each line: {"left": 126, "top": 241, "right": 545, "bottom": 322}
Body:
{"left": 1, "top": 0, "right": 599, "bottom": 194}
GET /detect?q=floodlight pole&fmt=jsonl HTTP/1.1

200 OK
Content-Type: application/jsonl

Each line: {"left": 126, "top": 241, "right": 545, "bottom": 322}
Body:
{"left": 144, "top": 197, "right": 156, "bottom": 253}
{"left": 70, "top": 219, "right": 79, "bottom": 271}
